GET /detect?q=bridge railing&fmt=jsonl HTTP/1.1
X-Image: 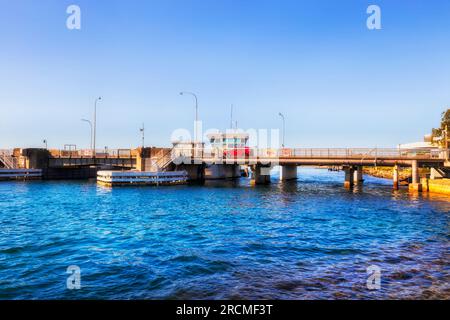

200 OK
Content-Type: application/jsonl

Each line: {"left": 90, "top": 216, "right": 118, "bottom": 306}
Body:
{"left": 49, "top": 149, "right": 136, "bottom": 159}
{"left": 0, "top": 149, "right": 18, "bottom": 169}
{"left": 171, "top": 147, "right": 445, "bottom": 160}
{"left": 282, "top": 148, "right": 444, "bottom": 159}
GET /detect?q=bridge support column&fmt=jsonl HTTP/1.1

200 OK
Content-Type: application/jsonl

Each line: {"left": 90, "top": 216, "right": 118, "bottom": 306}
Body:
{"left": 204, "top": 164, "right": 241, "bottom": 179}
{"left": 176, "top": 164, "right": 205, "bottom": 182}
{"left": 353, "top": 166, "right": 363, "bottom": 185}
{"left": 280, "top": 165, "right": 297, "bottom": 181}
{"left": 409, "top": 160, "right": 422, "bottom": 192}
{"left": 393, "top": 165, "right": 399, "bottom": 190}
{"left": 252, "top": 165, "right": 271, "bottom": 185}
{"left": 344, "top": 166, "right": 354, "bottom": 189}
{"left": 136, "top": 149, "right": 145, "bottom": 172}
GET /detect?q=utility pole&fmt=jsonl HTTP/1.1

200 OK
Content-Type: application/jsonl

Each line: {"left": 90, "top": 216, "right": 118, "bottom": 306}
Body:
{"left": 445, "top": 124, "right": 449, "bottom": 160}
{"left": 278, "top": 112, "right": 285, "bottom": 148}
{"left": 81, "top": 119, "right": 93, "bottom": 151}
{"left": 179, "top": 91, "right": 199, "bottom": 142}
{"left": 93, "top": 96, "right": 102, "bottom": 157}
{"left": 230, "top": 104, "right": 233, "bottom": 129}
{"left": 140, "top": 123, "right": 145, "bottom": 148}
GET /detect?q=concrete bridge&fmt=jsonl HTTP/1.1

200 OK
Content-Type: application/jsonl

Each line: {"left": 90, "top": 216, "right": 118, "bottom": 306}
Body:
{"left": 169, "top": 147, "right": 449, "bottom": 190}
{"left": 6, "top": 146, "right": 450, "bottom": 191}
{"left": 2, "top": 148, "right": 137, "bottom": 179}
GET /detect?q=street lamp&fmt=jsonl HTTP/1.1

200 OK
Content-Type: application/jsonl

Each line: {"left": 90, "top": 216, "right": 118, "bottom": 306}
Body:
{"left": 81, "top": 119, "right": 93, "bottom": 151}
{"left": 179, "top": 91, "right": 199, "bottom": 142}
{"left": 445, "top": 124, "right": 449, "bottom": 161}
{"left": 140, "top": 123, "right": 145, "bottom": 148}
{"left": 278, "top": 112, "right": 285, "bottom": 148}
{"left": 93, "top": 96, "right": 102, "bottom": 157}
{"left": 43, "top": 139, "right": 47, "bottom": 149}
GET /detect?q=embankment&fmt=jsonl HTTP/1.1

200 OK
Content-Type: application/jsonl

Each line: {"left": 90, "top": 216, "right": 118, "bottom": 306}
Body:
{"left": 422, "top": 178, "right": 450, "bottom": 196}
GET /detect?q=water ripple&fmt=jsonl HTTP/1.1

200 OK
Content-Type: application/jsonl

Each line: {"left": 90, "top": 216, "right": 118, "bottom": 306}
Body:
{"left": 0, "top": 169, "right": 448, "bottom": 299}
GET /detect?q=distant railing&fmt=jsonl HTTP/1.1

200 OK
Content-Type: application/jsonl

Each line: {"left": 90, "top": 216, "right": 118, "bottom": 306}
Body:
{"left": 97, "top": 170, "right": 188, "bottom": 185}
{"left": 286, "top": 148, "right": 444, "bottom": 159}
{"left": 49, "top": 149, "right": 135, "bottom": 159}
{"left": 170, "top": 147, "right": 446, "bottom": 161}
{"left": 0, "top": 149, "right": 18, "bottom": 169}
{"left": 154, "top": 148, "right": 173, "bottom": 171}
{"left": 45, "top": 147, "right": 447, "bottom": 162}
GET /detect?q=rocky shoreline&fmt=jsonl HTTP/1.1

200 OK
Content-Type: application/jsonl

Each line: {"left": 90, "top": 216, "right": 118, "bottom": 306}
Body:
{"left": 363, "top": 166, "right": 430, "bottom": 182}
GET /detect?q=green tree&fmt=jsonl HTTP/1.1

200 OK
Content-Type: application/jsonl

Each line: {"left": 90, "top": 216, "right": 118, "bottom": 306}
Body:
{"left": 431, "top": 109, "right": 450, "bottom": 148}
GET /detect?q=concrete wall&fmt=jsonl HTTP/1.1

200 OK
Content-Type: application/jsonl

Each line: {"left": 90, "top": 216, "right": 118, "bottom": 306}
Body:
{"left": 204, "top": 164, "right": 240, "bottom": 179}
{"left": 136, "top": 147, "right": 172, "bottom": 172}
{"left": 421, "top": 178, "right": 450, "bottom": 195}
{"left": 21, "top": 148, "right": 50, "bottom": 169}
{"left": 175, "top": 164, "right": 205, "bottom": 181}
{"left": 43, "top": 167, "right": 98, "bottom": 180}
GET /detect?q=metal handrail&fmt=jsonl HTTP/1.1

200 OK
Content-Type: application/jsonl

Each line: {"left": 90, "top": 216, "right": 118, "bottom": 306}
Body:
{"left": 51, "top": 149, "right": 136, "bottom": 159}
{"left": 0, "top": 149, "right": 17, "bottom": 169}
{"left": 155, "top": 148, "right": 173, "bottom": 171}
{"left": 170, "top": 147, "right": 445, "bottom": 160}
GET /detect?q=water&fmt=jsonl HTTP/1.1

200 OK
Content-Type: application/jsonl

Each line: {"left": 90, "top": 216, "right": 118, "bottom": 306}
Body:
{"left": 0, "top": 168, "right": 448, "bottom": 299}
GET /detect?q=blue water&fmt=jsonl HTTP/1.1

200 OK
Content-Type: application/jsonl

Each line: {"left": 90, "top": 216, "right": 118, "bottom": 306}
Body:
{"left": 0, "top": 168, "right": 448, "bottom": 299}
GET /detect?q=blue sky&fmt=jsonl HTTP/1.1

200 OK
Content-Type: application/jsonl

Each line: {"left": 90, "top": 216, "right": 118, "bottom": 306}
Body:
{"left": 0, "top": 0, "right": 449, "bottom": 149}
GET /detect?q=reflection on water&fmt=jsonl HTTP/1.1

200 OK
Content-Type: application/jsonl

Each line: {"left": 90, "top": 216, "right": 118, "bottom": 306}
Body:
{"left": 0, "top": 168, "right": 448, "bottom": 299}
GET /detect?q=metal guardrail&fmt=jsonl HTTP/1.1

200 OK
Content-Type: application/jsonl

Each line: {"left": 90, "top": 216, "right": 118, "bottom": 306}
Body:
{"left": 0, "top": 169, "right": 42, "bottom": 178}
{"left": 170, "top": 147, "right": 447, "bottom": 160}
{"left": 154, "top": 148, "right": 173, "bottom": 171}
{"left": 97, "top": 170, "right": 188, "bottom": 185}
{"left": 0, "top": 149, "right": 18, "bottom": 169}
{"left": 285, "top": 148, "right": 444, "bottom": 159}
{"left": 50, "top": 149, "right": 135, "bottom": 159}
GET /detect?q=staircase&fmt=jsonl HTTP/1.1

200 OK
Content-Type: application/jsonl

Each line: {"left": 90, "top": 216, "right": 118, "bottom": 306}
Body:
{"left": 148, "top": 148, "right": 173, "bottom": 172}
{"left": 432, "top": 167, "right": 450, "bottom": 178}
{"left": 0, "top": 150, "right": 18, "bottom": 169}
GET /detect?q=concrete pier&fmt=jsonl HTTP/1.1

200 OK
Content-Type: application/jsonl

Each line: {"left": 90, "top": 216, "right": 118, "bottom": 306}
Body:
{"left": 280, "top": 165, "right": 297, "bottom": 181}
{"left": 409, "top": 160, "right": 422, "bottom": 192}
{"left": 353, "top": 166, "right": 363, "bottom": 185}
{"left": 204, "top": 164, "right": 240, "bottom": 179}
{"left": 252, "top": 165, "right": 271, "bottom": 184}
{"left": 393, "top": 164, "right": 399, "bottom": 190}
{"left": 175, "top": 164, "right": 205, "bottom": 182}
{"left": 344, "top": 166, "right": 355, "bottom": 188}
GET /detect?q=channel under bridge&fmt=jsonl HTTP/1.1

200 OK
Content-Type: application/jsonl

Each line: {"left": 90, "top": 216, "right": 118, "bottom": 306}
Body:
{"left": 169, "top": 147, "right": 449, "bottom": 190}
{"left": 7, "top": 147, "right": 450, "bottom": 189}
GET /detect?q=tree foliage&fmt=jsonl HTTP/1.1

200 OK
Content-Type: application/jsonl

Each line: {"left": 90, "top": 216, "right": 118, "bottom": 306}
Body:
{"left": 431, "top": 109, "right": 450, "bottom": 147}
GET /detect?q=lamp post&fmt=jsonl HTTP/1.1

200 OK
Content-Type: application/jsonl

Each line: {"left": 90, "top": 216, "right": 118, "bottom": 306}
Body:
{"left": 43, "top": 139, "right": 47, "bottom": 149}
{"left": 278, "top": 112, "right": 285, "bottom": 148}
{"left": 81, "top": 119, "right": 93, "bottom": 152}
{"left": 445, "top": 124, "right": 449, "bottom": 160}
{"left": 230, "top": 104, "right": 233, "bottom": 129}
{"left": 140, "top": 123, "right": 145, "bottom": 148}
{"left": 93, "top": 96, "right": 102, "bottom": 157}
{"left": 179, "top": 91, "right": 199, "bottom": 142}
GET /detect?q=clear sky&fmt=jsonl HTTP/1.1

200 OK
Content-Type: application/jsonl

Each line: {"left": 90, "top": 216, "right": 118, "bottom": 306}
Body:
{"left": 0, "top": 0, "right": 449, "bottom": 149}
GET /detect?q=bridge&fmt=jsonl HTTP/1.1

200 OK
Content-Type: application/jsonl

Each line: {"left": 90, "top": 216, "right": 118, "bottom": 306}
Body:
{"left": 169, "top": 147, "right": 449, "bottom": 190}
{"left": 3, "top": 146, "right": 449, "bottom": 190}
